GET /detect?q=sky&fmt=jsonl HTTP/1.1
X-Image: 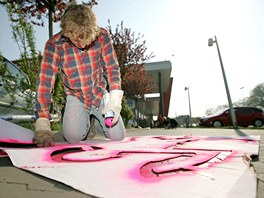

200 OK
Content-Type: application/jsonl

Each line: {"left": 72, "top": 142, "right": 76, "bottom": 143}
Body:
{"left": 0, "top": 0, "right": 263, "bottom": 118}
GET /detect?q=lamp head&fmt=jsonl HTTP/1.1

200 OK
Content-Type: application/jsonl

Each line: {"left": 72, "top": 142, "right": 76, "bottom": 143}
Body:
{"left": 208, "top": 38, "right": 215, "bottom": 46}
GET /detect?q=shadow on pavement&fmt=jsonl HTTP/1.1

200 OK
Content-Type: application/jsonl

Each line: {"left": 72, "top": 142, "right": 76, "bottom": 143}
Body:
{"left": 234, "top": 129, "right": 249, "bottom": 136}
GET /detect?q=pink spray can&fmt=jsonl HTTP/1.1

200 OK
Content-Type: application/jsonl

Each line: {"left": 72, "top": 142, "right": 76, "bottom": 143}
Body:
{"left": 105, "top": 111, "right": 115, "bottom": 127}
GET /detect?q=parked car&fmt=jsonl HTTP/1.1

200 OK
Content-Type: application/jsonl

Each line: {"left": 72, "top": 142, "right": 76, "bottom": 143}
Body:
{"left": 0, "top": 55, "right": 60, "bottom": 123}
{"left": 199, "top": 107, "right": 264, "bottom": 128}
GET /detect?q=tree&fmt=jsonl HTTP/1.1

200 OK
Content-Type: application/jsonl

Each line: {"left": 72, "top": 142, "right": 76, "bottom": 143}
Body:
{"left": 120, "top": 96, "right": 134, "bottom": 128}
{"left": 0, "top": 0, "right": 98, "bottom": 38}
{"left": 106, "top": 21, "right": 155, "bottom": 97}
{"left": 245, "top": 83, "right": 264, "bottom": 109}
{"left": 0, "top": 1, "right": 39, "bottom": 113}
{"left": 122, "top": 64, "right": 155, "bottom": 99}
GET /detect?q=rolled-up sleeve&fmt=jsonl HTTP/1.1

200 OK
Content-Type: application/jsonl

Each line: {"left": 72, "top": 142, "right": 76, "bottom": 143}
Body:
{"left": 35, "top": 40, "right": 59, "bottom": 119}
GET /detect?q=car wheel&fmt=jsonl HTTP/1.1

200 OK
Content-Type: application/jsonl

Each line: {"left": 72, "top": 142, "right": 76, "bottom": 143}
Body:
{"left": 254, "top": 119, "right": 263, "bottom": 127}
{"left": 213, "top": 121, "right": 222, "bottom": 128}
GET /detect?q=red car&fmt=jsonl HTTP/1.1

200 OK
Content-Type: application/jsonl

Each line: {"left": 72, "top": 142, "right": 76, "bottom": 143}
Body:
{"left": 199, "top": 107, "right": 264, "bottom": 128}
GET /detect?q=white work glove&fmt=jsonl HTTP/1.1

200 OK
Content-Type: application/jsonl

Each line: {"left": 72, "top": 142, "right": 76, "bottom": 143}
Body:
{"left": 102, "top": 90, "right": 123, "bottom": 124}
{"left": 33, "top": 117, "right": 54, "bottom": 147}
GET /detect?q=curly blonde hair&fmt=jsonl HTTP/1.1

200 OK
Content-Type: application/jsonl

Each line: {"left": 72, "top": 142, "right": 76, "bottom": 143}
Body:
{"left": 60, "top": 3, "right": 100, "bottom": 46}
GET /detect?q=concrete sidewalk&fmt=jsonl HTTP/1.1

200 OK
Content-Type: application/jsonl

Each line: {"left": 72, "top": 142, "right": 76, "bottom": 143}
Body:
{"left": 0, "top": 128, "right": 263, "bottom": 198}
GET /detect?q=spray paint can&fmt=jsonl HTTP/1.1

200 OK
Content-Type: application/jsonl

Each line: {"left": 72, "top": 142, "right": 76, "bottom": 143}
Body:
{"left": 105, "top": 110, "right": 115, "bottom": 127}
{"left": 104, "top": 110, "right": 126, "bottom": 141}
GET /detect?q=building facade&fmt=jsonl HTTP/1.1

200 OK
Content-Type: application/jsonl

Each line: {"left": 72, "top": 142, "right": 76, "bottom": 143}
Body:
{"left": 128, "top": 61, "right": 173, "bottom": 127}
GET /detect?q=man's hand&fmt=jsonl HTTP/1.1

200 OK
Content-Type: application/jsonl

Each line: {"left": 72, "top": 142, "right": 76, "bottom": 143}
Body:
{"left": 102, "top": 90, "right": 123, "bottom": 124}
{"left": 33, "top": 117, "right": 54, "bottom": 147}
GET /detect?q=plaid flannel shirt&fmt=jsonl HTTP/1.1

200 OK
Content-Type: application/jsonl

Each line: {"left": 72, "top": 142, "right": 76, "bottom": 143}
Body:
{"left": 36, "top": 28, "right": 121, "bottom": 119}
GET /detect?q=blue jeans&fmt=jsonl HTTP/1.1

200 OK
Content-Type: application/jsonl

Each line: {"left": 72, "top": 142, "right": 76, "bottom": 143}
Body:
{"left": 62, "top": 95, "right": 125, "bottom": 143}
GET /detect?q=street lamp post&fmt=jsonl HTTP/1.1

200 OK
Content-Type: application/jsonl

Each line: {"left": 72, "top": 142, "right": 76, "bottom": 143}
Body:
{"left": 208, "top": 36, "right": 238, "bottom": 129}
{"left": 240, "top": 86, "right": 244, "bottom": 106}
{"left": 184, "top": 86, "right": 192, "bottom": 127}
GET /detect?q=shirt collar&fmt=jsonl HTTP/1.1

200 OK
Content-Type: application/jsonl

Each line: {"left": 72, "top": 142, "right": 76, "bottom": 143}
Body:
{"left": 61, "top": 34, "right": 87, "bottom": 51}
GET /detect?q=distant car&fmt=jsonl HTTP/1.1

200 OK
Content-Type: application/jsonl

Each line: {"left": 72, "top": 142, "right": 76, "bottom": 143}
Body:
{"left": 199, "top": 107, "right": 264, "bottom": 128}
{"left": 0, "top": 56, "right": 60, "bottom": 123}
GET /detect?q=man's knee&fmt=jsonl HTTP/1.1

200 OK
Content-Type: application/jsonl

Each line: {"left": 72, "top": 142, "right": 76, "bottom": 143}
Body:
{"left": 63, "top": 130, "right": 86, "bottom": 143}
